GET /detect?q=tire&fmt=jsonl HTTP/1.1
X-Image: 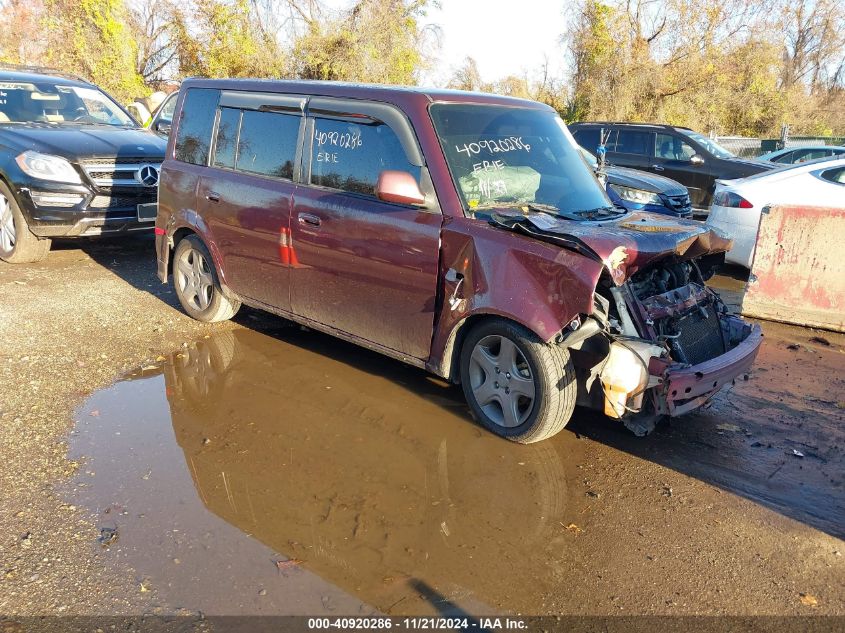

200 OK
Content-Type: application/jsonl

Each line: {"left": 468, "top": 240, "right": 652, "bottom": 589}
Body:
{"left": 0, "top": 181, "right": 51, "bottom": 263}
{"left": 459, "top": 318, "right": 576, "bottom": 444}
{"left": 172, "top": 234, "right": 240, "bottom": 322}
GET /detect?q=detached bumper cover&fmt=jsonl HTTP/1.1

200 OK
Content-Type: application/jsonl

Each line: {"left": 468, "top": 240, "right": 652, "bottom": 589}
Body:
{"left": 662, "top": 322, "right": 763, "bottom": 416}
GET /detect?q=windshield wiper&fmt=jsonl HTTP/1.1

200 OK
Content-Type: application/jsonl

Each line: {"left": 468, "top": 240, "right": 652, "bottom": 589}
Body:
{"left": 474, "top": 201, "right": 584, "bottom": 222}
{"left": 575, "top": 206, "right": 623, "bottom": 219}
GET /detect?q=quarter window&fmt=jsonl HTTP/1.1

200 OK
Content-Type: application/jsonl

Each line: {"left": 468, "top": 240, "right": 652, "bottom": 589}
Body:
{"left": 174, "top": 88, "right": 219, "bottom": 165}
{"left": 236, "top": 110, "right": 300, "bottom": 179}
{"left": 212, "top": 107, "right": 240, "bottom": 169}
{"left": 310, "top": 117, "right": 420, "bottom": 198}
{"left": 820, "top": 167, "right": 845, "bottom": 184}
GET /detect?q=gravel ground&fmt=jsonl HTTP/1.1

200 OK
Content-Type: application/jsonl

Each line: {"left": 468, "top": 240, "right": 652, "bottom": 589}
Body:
{"left": 0, "top": 236, "right": 238, "bottom": 614}
{"left": 0, "top": 236, "right": 843, "bottom": 617}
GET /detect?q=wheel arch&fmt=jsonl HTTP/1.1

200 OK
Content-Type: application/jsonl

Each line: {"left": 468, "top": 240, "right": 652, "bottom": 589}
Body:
{"left": 431, "top": 309, "right": 554, "bottom": 384}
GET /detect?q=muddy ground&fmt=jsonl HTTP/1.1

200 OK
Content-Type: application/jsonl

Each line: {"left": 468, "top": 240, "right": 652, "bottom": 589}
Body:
{"left": 0, "top": 236, "right": 843, "bottom": 617}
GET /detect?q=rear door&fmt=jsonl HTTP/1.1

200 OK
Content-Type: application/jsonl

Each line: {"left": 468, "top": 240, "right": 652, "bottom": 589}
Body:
{"left": 606, "top": 128, "right": 655, "bottom": 171}
{"left": 289, "top": 98, "right": 442, "bottom": 360}
{"left": 198, "top": 91, "right": 305, "bottom": 312}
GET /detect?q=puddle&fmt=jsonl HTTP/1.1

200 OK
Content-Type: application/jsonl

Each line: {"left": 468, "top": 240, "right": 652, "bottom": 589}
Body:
{"left": 68, "top": 326, "right": 585, "bottom": 616}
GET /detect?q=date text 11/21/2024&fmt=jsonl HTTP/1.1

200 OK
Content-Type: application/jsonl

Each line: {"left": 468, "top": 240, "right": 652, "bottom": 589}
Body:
{"left": 307, "top": 617, "right": 528, "bottom": 630}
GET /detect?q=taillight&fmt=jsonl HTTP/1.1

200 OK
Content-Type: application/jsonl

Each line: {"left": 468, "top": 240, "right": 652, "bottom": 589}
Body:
{"left": 713, "top": 190, "right": 753, "bottom": 208}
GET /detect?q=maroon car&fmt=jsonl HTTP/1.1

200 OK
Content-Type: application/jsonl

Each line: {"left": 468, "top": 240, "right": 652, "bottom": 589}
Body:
{"left": 155, "top": 80, "right": 762, "bottom": 443}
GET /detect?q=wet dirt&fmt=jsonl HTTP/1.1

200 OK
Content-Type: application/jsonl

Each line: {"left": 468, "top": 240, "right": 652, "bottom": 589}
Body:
{"left": 67, "top": 317, "right": 845, "bottom": 616}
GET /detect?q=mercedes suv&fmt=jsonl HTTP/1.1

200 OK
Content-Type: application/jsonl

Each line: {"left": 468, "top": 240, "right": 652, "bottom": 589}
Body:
{"left": 0, "top": 67, "right": 166, "bottom": 263}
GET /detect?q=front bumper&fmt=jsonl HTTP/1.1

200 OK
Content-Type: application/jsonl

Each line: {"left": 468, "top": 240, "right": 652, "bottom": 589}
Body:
{"left": 18, "top": 184, "right": 156, "bottom": 238}
{"left": 661, "top": 321, "right": 763, "bottom": 416}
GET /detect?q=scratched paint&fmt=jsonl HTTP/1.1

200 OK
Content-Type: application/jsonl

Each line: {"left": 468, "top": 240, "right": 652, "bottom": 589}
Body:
{"left": 743, "top": 205, "right": 845, "bottom": 332}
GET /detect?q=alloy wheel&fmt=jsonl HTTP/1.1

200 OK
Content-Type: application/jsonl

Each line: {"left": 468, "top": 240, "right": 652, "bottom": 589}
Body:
{"left": 0, "top": 193, "right": 16, "bottom": 256}
{"left": 176, "top": 246, "right": 214, "bottom": 312}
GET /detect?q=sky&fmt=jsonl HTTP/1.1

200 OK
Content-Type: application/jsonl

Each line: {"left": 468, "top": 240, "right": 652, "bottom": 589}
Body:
{"left": 322, "top": 0, "right": 571, "bottom": 87}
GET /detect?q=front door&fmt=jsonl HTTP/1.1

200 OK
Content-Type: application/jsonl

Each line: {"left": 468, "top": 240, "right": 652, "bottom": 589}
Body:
{"left": 653, "top": 132, "right": 709, "bottom": 208}
{"left": 290, "top": 107, "right": 442, "bottom": 360}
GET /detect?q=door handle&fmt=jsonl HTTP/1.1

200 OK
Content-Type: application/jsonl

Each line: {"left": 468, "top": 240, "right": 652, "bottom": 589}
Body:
{"left": 298, "top": 213, "right": 321, "bottom": 227}
{"left": 651, "top": 165, "right": 665, "bottom": 172}
{"left": 205, "top": 191, "right": 220, "bottom": 203}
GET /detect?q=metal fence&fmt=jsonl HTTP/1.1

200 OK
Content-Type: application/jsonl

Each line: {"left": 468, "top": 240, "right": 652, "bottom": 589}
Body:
{"left": 714, "top": 135, "right": 845, "bottom": 158}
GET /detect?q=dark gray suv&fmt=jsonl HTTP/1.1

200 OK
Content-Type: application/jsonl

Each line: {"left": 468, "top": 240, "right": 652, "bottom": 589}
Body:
{"left": 569, "top": 122, "right": 774, "bottom": 216}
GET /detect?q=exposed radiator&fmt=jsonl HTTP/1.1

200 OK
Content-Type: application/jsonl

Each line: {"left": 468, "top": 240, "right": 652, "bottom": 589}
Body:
{"left": 674, "top": 305, "right": 725, "bottom": 365}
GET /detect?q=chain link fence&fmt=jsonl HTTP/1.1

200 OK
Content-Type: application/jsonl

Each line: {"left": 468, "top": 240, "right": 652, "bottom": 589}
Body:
{"left": 714, "top": 135, "right": 845, "bottom": 158}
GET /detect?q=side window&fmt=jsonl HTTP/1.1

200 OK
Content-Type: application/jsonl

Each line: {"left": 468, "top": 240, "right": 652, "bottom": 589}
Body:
{"left": 310, "top": 117, "right": 420, "bottom": 198}
{"left": 572, "top": 128, "right": 600, "bottom": 153}
{"left": 174, "top": 89, "right": 219, "bottom": 165}
{"left": 820, "top": 167, "right": 845, "bottom": 184}
{"left": 772, "top": 151, "right": 795, "bottom": 164}
{"left": 158, "top": 94, "right": 177, "bottom": 125}
{"left": 236, "top": 110, "right": 300, "bottom": 179}
{"left": 614, "top": 130, "right": 654, "bottom": 156}
{"left": 656, "top": 133, "right": 696, "bottom": 160}
{"left": 235, "top": 110, "right": 301, "bottom": 180}
{"left": 212, "top": 107, "right": 241, "bottom": 170}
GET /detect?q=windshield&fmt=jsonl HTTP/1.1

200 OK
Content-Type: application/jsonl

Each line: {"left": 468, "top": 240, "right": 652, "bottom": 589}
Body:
{"left": 430, "top": 104, "right": 612, "bottom": 217}
{"left": 0, "top": 81, "right": 136, "bottom": 127}
{"left": 683, "top": 130, "right": 734, "bottom": 159}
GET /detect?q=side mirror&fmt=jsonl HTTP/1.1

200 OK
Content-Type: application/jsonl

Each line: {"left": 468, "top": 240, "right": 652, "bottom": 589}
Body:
{"left": 690, "top": 154, "right": 704, "bottom": 165}
{"left": 375, "top": 170, "right": 426, "bottom": 206}
{"left": 154, "top": 120, "right": 172, "bottom": 135}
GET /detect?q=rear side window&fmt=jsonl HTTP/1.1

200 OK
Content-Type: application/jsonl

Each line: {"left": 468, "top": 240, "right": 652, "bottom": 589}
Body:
{"left": 772, "top": 151, "right": 795, "bottom": 164}
{"left": 174, "top": 89, "right": 219, "bottom": 165}
{"left": 820, "top": 167, "right": 845, "bottom": 184}
{"left": 236, "top": 110, "right": 300, "bottom": 179}
{"left": 310, "top": 117, "right": 420, "bottom": 197}
{"left": 614, "top": 130, "right": 654, "bottom": 156}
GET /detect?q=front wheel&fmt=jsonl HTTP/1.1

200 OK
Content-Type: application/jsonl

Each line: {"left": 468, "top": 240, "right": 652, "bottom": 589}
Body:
{"left": 0, "top": 181, "right": 51, "bottom": 263}
{"left": 173, "top": 235, "right": 240, "bottom": 322}
{"left": 459, "top": 319, "right": 576, "bottom": 444}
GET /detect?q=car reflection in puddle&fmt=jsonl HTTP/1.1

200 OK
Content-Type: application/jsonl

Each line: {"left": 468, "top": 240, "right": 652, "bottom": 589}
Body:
{"left": 69, "top": 326, "right": 583, "bottom": 616}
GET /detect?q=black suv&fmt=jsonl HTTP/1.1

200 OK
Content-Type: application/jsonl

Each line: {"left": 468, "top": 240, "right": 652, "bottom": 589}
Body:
{"left": 569, "top": 122, "right": 774, "bottom": 216}
{"left": 0, "top": 67, "right": 166, "bottom": 263}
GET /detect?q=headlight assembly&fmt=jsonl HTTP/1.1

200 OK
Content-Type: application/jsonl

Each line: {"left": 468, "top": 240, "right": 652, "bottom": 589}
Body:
{"left": 609, "top": 184, "right": 662, "bottom": 205}
{"left": 15, "top": 151, "right": 82, "bottom": 184}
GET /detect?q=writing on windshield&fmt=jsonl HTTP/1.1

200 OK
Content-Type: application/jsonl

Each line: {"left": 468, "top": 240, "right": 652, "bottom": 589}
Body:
{"left": 431, "top": 104, "right": 610, "bottom": 215}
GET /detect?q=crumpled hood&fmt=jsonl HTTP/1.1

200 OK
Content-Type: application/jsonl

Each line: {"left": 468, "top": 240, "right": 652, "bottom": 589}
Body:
{"left": 491, "top": 210, "right": 733, "bottom": 285}
{"left": 0, "top": 123, "right": 166, "bottom": 160}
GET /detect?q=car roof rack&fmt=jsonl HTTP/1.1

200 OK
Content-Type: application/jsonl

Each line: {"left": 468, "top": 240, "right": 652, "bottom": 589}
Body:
{"left": 0, "top": 63, "right": 90, "bottom": 84}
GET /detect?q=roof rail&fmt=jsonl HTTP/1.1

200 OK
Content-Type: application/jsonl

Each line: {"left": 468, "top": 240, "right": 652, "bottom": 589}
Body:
{"left": 0, "top": 63, "right": 90, "bottom": 83}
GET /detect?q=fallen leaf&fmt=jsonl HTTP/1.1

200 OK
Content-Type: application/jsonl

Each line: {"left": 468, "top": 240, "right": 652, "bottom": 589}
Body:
{"left": 799, "top": 593, "right": 818, "bottom": 607}
{"left": 808, "top": 336, "right": 830, "bottom": 347}
{"left": 89, "top": 410, "right": 100, "bottom": 417}
{"left": 155, "top": 355, "right": 166, "bottom": 362}
{"left": 792, "top": 449, "right": 805, "bottom": 458}
{"left": 716, "top": 423, "right": 742, "bottom": 433}
{"left": 563, "top": 523, "right": 583, "bottom": 534}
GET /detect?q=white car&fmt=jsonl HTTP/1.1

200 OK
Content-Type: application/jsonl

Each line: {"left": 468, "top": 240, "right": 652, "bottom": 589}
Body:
{"left": 706, "top": 157, "right": 845, "bottom": 268}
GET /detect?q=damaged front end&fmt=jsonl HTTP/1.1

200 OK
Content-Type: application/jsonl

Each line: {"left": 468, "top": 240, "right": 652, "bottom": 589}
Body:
{"left": 592, "top": 257, "right": 762, "bottom": 435}
{"left": 492, "top": 211, "right": 763, "bottom": 436}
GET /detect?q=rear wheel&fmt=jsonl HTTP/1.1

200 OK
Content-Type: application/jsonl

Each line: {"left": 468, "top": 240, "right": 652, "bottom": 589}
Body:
{"left": 459, "top": 319, "right": 576, "bottom": 444}
{"left": 0, "top": 182, "right": 51, "bottom": 263}
{"left": 173, "top": 235, "right": 240, "bottom": 322}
